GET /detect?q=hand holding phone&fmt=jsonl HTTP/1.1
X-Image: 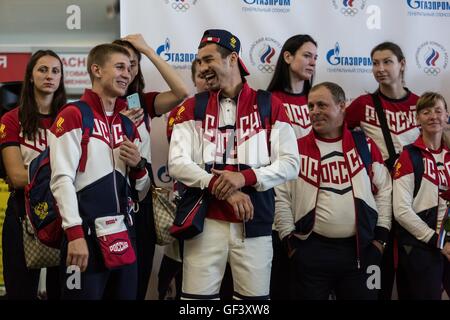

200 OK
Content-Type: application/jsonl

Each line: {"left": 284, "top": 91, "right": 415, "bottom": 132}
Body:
{"left": 127, "top": 93, "right": 141, "bottom": 109}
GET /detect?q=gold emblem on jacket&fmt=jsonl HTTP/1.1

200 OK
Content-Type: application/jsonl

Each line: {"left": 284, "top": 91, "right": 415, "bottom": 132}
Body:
{"left": 56, "top": 117, "right": 65, "bottom": 133}
{"left": 34, "top": 202, "right": 49, "bottom": 220}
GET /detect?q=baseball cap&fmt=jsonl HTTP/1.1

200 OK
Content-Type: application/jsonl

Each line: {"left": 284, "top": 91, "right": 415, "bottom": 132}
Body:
{"left": 199, "top": 29, "right": 250, "bottom": 77}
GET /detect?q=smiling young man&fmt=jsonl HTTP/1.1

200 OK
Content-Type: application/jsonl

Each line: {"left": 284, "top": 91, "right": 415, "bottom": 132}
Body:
{"left": 168, "top": 29, "right": 299, "bottom": 300}
{"left": 48, "top": 44, "right": 150, "bottom": 299}
{"left": 275, "top": 82, "right": 392, "bottom": 300}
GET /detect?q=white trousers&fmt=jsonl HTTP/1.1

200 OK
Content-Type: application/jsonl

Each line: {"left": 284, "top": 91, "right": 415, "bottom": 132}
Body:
{"left": 182, "top": 218, "right": 272, "bottom": 300}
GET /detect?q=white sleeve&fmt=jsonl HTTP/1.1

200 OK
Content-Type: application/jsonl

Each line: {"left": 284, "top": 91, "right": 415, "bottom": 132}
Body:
{"left": 168, "top": 120, "right": 213, "bottom": 189}
{"left": 274, "top": 180, "right": 296, "bottom": 240}
{"left": 253, "top": 121, "right": 300, "bottom": 191}
{"left": 133, "top": 135, "right": 151, "bottom": 202}
{"left": 393, "top": 173, "right": 436, "bottom": 243}
{"left": 49, "top": 129, "right": 83, "bottom": 230}
{"left": 371, "top": 161, "right": 392, "bottom": 231}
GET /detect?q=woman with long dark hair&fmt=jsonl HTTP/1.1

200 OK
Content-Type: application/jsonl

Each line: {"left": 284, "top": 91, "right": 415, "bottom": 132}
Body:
{"left": 267, "top": 34, "right": 317, "bottom": 140}
{"left": 0, "top": 50, "right": 66, "bottom": 299}
{"left": 268, "top": 34, "right": 317, "bottom": 300}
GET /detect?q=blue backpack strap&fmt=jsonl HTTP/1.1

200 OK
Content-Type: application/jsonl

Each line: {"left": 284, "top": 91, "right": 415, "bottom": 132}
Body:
{"left": 256, "top": 89, "right": 272, "bottom": 129}
{"left": 351, "top": 130, "right": 372, "bottom": 173}
{"left": 72, "top": 101, "right": 94, "bottom": 172}
{"left": 405, "top": 144, "right": 424, "bottom": 198}
{"left": 118, "top": 113, "right": 135, "bottom": 140}
{"left": 194, "top": 91, "right": 210, "bottom": 120}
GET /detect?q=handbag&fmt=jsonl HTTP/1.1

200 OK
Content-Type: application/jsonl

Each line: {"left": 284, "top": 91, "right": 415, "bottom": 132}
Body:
{"left": 152, "top": 186, "right": 176, "bottom": 245}
{"left": 94, "top": 215, "right": 136, "bottom": 269}
{"left": 22, "top": 215, "right": 60, "bottom": 269}
{"left": 169, "top": 188, "right": 208, "bottom": 240}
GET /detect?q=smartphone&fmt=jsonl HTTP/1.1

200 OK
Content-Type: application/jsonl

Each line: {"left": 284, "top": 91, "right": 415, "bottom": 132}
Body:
{"left": 127, "top": 93, "right": 141, "bottom": 109}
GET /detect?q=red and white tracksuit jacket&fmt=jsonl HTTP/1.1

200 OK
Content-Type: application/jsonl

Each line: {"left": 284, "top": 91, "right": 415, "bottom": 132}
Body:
{"left": 48, "top": 89, "right": 150, "bottom": 241}
{"left": 275, "top": 126, "right": 392, "bottom": 258}
{"left": 168, "top": 83, "right": 300, "bottom": 237}
{"left": 393, "top": 136, "right": 450, "bottom": 249}
{"left": 345, "top": 89, "right": 419, "bottom": 161}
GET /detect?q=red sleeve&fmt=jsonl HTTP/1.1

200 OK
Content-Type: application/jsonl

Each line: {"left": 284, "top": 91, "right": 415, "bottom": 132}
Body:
{"left": 144, "top": 92, "right": 160, "bottom": 119}
{"left": 392, "top": 148, "right": 414, "bottom": 180}
{"left": 174, "top": 97, "right": 196, "bottom": 124}
{"left": 166, "top": 105, "right": 181, "bottom": 142}
{"left": 345, "top": 95, "right": 366, "bottom": 129}
{"left": 0, "top": 108, "right": 20, "bottom": 147}
{"left": 50, "top": 105, "right": 82, "bottom": 137}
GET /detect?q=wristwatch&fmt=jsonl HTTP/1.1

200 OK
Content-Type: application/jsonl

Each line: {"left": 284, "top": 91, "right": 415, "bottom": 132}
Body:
{"left": 133, "top": 157, "right": 147, "bottom": 170}
{"left": 375, "top": 239, "right": 387, "bottom": 249}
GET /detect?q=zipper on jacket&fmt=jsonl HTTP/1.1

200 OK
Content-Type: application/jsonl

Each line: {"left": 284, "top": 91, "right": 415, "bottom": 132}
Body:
{"left": 235, "top": 90, "right": 246, "bottom": 242}
{"left": 353, "top": 184, "right": 361, "bottom": 269}
{"left": 100, "top": 101, "right": 121, "bottom": 214}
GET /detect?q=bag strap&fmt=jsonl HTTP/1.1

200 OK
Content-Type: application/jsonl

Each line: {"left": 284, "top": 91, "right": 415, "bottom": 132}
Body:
{"left": 405, "top": 144, "right": 424, "bottom": 198}
{"left": 256, "top": 89, "right": 272, "bottom": 156}
{"left": 351, "top": 130, "right": 372, "bottom": 174}
{"left": 371, "top": 93, "right": 397, "bottom": 170}
{"left": 194, "top": 91, "right": 210, "bottom": 121}
{"left": 118, "top": 113, "right": 135, "bottom": 140}
{"left": 256, "top": 89, "right": 272, "bottom": 130}
{"left": 71, "top": 101, "right": 94, "bottom": 173}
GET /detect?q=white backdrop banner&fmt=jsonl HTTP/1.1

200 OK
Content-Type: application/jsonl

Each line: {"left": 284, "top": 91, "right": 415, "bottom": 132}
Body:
{"left": 121, "top": 0, "right": 450, "bottom": 187}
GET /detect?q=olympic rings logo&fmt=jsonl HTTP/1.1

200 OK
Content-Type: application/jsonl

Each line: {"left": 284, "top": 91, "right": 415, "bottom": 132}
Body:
{"left": 340, "top": 7, "right": 358, "bottom": 16}
{"left": 172, "top": 2, "right": 190, "bottom": 11}
{"left": 423, "top": 67, "right": 441, "bottom": 76}
{"left": 258, "top": 64, "right": 275, "bottom": 73}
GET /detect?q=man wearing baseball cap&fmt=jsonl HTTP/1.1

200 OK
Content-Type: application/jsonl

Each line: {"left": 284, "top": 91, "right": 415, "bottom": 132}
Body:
{"left": 168, "top": 29, "right": 299, "bottom": 299}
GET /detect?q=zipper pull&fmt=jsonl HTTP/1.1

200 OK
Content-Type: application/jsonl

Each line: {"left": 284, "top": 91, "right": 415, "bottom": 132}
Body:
{"left": 103, "top": 235, "right": 107, "bottom": 241}
{"left": 357, "top": 258, "right": 361, "bottom": 269}
{"left": 242, "top": 221, "right": 246, "bottom": 242}
{"left": 87, "top": 227, "right": 91, "bottom": 236}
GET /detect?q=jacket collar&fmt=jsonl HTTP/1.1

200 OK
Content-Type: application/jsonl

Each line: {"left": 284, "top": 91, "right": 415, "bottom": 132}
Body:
{"left": 412, "top": 134, "right": 450, "bottom": 155}
{"left": 80, "top": 89, "right": 127, "bottom": 116}
{"left": 211, "top": 82, "right": 251, "bottom": 105}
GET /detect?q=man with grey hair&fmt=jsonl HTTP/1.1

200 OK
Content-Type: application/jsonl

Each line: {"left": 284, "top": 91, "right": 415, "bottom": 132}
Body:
{"left": 275, "top": 82, "right": 392, "bottom": 299}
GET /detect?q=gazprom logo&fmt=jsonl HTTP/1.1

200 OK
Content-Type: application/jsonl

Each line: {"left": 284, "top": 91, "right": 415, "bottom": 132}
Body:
{"left": 407, "top": 0, "right": 450, "bottom": 10}
{"left": 326, "top": 42, "right": 372, "bottom": 67}
{"left": 243, "top": 0, "right": 290, "bottom": 5}
{"left": 156, "top": 38, "right": 196, "bottom": 64}
{"left": 242, "top": 0, "right": 291, "bottom": 13}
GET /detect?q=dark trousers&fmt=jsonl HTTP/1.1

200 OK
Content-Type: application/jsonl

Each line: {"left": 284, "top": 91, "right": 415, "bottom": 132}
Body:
{"left": 290, "top": 233, "right": 380, "bottom": 300}
{"left": 61, "top": 233, "right": 137, "bottom": 300}
{"left": 270, "top": 230, "right": 291, "bottom": 300}
{"left": 443, "top": 258, "right": 450, "bottom": 296}
{"left": 398, "top": 244, "right": 443, "bottom": 300}
{"left": 62, "top": 263, "right": 138, "bottom": 300}
{"left": 134, "top": 193, "right": 156, "bottom": 300}
{"left": 378, "top": 228, "right": 396, "bottom": 300}
{"left": 158, "top": 254, "right": 182, "bottom": 300}
{"left": 2, "top": 194, "right": 60, "bottom": 300}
